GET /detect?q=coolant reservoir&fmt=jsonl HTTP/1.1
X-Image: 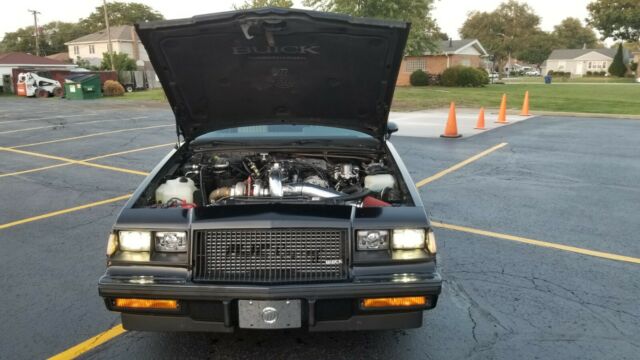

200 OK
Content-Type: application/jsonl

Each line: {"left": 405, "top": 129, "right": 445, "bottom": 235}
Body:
{"left": 155, "top": 177, "right": 197, "bottom": 204}
{"left": 364, "top": 174, "right": 396, "bottom": 192}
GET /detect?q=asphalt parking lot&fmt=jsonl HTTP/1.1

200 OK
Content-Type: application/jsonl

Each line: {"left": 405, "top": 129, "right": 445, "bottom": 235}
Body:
{"left": 1, "top": 96, "right": 639, "bottom": 360}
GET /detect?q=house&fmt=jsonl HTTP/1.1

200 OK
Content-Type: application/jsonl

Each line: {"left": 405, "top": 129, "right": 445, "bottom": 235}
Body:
{"left": 0, "top": 52, "right": 77, "bottom": 79}
{"left": 65, "top": 25, "right": 149, "bottom": 68}
{"left": 46, "top": 52, "right": 72, "bottom": 63}
{"left": 397, "top": 39, "right": 489, "bottom": 86}
{"left": 542, "top": 48, "right": 631, "bottom": 76}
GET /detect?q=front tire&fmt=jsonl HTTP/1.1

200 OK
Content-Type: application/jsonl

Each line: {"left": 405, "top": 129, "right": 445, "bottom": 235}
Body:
{"left": 35, "top": 88, "right": 49, "bottom": 98}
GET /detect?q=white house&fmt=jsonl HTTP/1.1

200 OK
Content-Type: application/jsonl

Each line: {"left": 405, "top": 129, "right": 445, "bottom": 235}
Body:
{"left": 542, "top": 48, "right": 630, "bottom": 76}
{"left": 65, "top": 25, "right": 150, "bottom": 67}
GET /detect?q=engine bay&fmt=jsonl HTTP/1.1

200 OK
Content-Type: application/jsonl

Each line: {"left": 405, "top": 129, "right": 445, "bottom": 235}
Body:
{"left": 136, "top": 149, "right": 411, "bottom": 208}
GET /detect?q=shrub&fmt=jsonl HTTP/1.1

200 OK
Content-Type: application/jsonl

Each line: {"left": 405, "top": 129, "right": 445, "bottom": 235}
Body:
{"left": 409, "top": 69, "right": 429, "bottom": 86}
{"left": 103, "top": 80, "right": 125, "bottom": 97}
{"left": 608, "top": 44, "right": 627, "bottom": 77}
{"left": 586, "top": 71, "right": 593, "bottom": 76}
{"left": 441, "top": 66, "right": 487, "bottom": 87}
{"left": 476, "top": 68, "right": 490, "bottom": 85}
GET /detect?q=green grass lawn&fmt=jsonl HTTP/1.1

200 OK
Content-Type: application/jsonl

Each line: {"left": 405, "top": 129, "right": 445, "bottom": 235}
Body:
{"left": 392, "top": 83, "right": 640, "bottom": 115}
{"left": 504, "top": 76, "right": 637, "bottom": 84}
{"left": 114, "top": 88, "right": 167, "bottom": 101}
{"left": 113, "top": 83, "right": 640, "bottom": 116}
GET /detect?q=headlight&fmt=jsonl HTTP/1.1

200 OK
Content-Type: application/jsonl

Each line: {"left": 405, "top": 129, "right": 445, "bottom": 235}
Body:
{"left": 155, "top": 232, "right": 187, "bottom": 252}
{"left": 118, "top": 231, "right": 151, "bottom": 252}
{"left": 392, "top": 229, "right": 426, "bottom": 250}
{"left": 357, "top": 230, "right": 389, "bottom": 250}
{"left": 426, "top": 228, "right": 437, "bottom": 254}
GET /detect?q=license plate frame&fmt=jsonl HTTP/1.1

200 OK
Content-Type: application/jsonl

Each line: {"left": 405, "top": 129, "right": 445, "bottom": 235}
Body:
{"left": 238, "top": 299, "right": 302, "bottom": 329}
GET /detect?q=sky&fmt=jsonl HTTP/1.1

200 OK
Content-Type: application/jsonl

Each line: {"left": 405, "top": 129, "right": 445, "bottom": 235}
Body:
{"left": 1, "top": 0, "right": 600, "bottom": 42}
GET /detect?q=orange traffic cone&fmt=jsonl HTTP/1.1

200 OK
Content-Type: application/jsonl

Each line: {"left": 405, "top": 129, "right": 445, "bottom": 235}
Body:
{"left": 475, "top": 107, "right": 487, "bottom": 130}
{"left": 520, "top": 91, "right": 531, "bottom": 116}
{"left": 495, "top": 94, "right": 508, "bottom": 124}
{"left": 441, "top": 102, "right": 462, "bottom": 138}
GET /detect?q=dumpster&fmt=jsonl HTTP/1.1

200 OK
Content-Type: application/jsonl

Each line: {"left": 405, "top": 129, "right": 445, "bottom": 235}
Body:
{"left": 64, "top": 73, "right": 102, "bottom": 100}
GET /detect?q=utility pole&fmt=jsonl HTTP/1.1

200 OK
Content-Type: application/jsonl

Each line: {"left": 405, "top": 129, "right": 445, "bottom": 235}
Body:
{"left": 103, "top": 0, "right": 115, "bottom": 71}
{"left": 27, "top": 9, "right": 41, "bottom": 56}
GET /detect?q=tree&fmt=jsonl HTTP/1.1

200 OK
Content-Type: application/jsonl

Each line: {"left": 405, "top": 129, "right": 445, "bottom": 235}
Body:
{"left": 303, "top": 0, "right": 441, "bottom": 55}
{"left": 75, "top": 57, "right": 99, "bottom": 70}
{"left": 515, "top": 32, "right": 558, "bottom": 66}
{"left": 234, "top": 0, "right": 293, "bottom": 9}
{"left": 553, "top": 17, "right": 598, "bottom": 49}
{"left": 460, "top": 1, "right": 541, "bottom": 68}
{"left": 587, "top": 0, "right": 640, "bottom": 41}
{"left": 79, "top": 2, "right": 164, "bottom": 33}
{"left": 608, "top": 43, "right": 627, "bottom": 77}
{"left": 0, "top": 26, "right": 36, "bottom": 53}
{"left": 0, "top": 21, "right": 89, "bottom": 55}
{"left": 101, "top": 52, "right": 137, "bottom": 71}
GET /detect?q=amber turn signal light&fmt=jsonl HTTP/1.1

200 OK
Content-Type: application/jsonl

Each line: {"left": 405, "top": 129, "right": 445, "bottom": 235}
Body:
{"left": 362, "top": 296, "right": 426, "bottom": 308}
{"left": 114, "top": 298, "right": 178, "bottom": 310}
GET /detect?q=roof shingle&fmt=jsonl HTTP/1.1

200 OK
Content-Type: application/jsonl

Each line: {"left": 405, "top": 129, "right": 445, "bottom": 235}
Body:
{"left": 547, "top": 48, "right": 618, "bottom": 60}
{"left": 0, "top": 52, "right": 69, "bottom": 65}
{"left": 65, "top": 25, "right": 136, "bottom": 44}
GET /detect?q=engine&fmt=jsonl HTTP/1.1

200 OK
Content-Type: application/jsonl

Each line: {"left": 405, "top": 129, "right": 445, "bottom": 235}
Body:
{"left": 145, "top": 151, "right": 404, "bottom": 208}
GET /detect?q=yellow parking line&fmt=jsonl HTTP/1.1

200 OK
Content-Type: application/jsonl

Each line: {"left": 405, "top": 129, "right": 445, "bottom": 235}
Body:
{"left": 48, "top": 324, "right": 126, "bottom": 360}
{"left": 416, "top": 143, "right": 508, "bottom": 188}
{"left": 0, "top": 116, "right": 149, "bottom": 135}
{"left": 0, "top": 147, "right": 149, "bottom": 176}
{"left": 0, "top": 194, "right": 131, "bottom": 230}
{"left": 0, "top": 162, "right": 72, "bottom": 178}
{"left": 431, "top": 221, "right": 640, "bottom": 265}
{"left": 84, "top": 143, "right": 174, "bottom": 161}
{"left": 9, "top": 124, "right": 172, "bottom": 149}
{"left": 0, "top": 143, "right": 174, "bottom": 178}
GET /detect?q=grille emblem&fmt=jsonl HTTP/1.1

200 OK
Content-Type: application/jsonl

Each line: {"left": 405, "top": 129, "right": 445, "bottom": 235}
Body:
{"left": 262, "top": 307, "right": 278, "bottom": 324}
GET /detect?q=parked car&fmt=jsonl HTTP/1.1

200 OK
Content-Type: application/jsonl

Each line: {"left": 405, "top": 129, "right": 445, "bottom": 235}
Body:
{"left": 525, "top": 69, "right": 541, "bottom": 76}
{"left": 98, "top": 8, "right": 442, "bottom": 333}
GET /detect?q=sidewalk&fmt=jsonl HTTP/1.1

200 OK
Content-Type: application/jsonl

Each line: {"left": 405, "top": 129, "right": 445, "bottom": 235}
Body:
{"left": 389, "top": 108, "right": 535, "bottom": 138}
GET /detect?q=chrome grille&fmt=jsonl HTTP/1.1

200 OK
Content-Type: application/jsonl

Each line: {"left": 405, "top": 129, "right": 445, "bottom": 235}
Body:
{"left": 192, "top": 229, "right": 347, "bottom": 283}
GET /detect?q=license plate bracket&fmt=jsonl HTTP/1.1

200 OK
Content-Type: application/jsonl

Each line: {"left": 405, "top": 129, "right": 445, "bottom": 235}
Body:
{"left": 238, "top": 299, "right": 302, "bottom": 329}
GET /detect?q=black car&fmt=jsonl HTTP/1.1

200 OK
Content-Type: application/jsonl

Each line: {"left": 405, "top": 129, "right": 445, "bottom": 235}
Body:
{"left": 99, "top": 7, "right": 441, "bottom": 332}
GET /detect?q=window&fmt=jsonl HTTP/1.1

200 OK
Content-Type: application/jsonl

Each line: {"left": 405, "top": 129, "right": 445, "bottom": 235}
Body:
{"left": 73, "top": 46, "right": 79, "bottom": 55}
{"left": 89, "top": 45, "right": 95, "bottom": 54}
{"left": 461, "top": 59, "right": 471, "bottom": 66}
{"left": 405, "top": 58, "right": 426, "bottom": 72}
{"left": 195, "top": 125, "right": 372, "bottom": 143}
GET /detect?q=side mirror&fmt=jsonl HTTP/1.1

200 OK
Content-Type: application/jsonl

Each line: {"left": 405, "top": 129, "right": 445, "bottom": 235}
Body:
{"left": 386, "top": 121, "right": 399, "bottom": 138}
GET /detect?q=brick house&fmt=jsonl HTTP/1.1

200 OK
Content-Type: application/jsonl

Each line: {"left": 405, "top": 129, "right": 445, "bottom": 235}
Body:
{"left": 397, "top": 39, "right": 489, "bottom": 86}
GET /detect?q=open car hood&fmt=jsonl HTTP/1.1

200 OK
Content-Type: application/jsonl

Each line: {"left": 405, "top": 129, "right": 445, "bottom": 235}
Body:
{"left": 136, "top": 8, "right": 409, "bottom": 141}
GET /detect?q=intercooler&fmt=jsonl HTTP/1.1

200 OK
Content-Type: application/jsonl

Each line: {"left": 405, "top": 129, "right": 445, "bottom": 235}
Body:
{"left": 192, "top": 229, "right": 347, "bottom": 283}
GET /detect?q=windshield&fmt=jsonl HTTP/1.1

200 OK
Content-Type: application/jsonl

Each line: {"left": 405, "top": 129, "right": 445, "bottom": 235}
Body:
{"left": 195, "top": 125, "right": 373, "bottom": 140}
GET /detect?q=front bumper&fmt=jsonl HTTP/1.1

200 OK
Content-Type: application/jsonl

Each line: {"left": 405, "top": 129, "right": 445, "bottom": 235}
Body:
{"left": 99, "top": 266, "right": 442, "bottom": 332}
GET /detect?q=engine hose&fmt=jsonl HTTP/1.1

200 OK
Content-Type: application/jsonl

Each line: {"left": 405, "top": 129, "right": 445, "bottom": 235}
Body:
{"left": 327, "top": 189, "right": 373, "bottom": 203}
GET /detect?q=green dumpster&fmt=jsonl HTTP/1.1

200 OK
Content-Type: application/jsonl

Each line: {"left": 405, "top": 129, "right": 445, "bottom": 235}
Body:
{"left": 64, "top": 74, "right": 102, "bottom": 100}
